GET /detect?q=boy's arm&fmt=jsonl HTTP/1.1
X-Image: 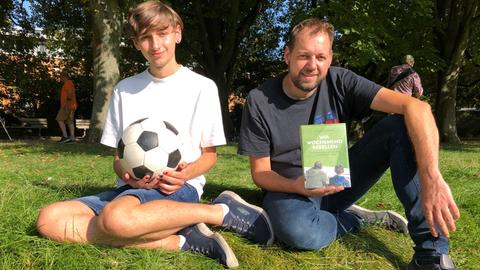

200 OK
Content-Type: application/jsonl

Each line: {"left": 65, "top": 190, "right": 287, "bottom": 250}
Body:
{"left": 157, "top": 146, "right": 218, "bottom": 194}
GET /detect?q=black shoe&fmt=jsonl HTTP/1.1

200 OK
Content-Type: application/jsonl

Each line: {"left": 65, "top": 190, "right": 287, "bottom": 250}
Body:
{"left": 179, "top": 223, "right": 239, "bottom": 268}
{"left": 407, "top": 254, "right": 456, "bottom": 270}
{"left": 346, "top": 204, "right": 409, "bottom": 233}
{"left": 58, "top": 137, "right": 70, "bottom": 143}
{"left": 213, "top": 191, "right": 274, "bottom": 246}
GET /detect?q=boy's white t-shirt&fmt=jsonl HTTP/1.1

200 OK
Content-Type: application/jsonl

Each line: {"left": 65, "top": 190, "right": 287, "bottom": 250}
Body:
{"left": 100, "top": 66, "right": 226, "bottom": 198}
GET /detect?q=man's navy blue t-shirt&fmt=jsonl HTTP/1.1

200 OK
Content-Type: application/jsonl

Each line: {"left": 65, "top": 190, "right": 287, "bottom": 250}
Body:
{"left": 238, "top": 67, "right": 381, "bottom": 179}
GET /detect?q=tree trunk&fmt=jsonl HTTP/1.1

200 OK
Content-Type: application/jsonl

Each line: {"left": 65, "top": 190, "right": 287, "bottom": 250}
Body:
{"left": 87, "top": 0, "right": 122, "bottom": 143}
{"left": 433, "top": 1, "right": 479, "bottom": 144}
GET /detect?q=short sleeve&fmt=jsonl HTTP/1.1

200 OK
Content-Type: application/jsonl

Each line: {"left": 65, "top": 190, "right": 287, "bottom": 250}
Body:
{"left": 237, "top": 92, "right": 271, "bottom": 157}
{"left": 100, "top": 88, "right": 121, "bottom": 148}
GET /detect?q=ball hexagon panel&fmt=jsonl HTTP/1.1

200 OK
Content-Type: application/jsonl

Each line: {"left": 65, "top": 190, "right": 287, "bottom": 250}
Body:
{"left": 122, "top": 123, "right": 144, "bottom": 145}
{"left": 157, "top": 129, "right": 181, "bottom": 153}
{"left": 143, "top": 147, "right": 170, "bottom": 172}
{"left": 123, "top": 143, "right": 146, "bottom": 169}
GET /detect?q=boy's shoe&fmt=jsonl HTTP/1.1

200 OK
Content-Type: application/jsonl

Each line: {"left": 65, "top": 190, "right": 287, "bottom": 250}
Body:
{"left": 66, "top": 137, "right": 76, "bottom": 143}
{"left": 346, "top": 204, "right": 409, "bottom": 233}
{"left": 407, "top": 254, "right": 456, "bottom": 270}
{"left": 58, "top": 136, "right": 71, "bottom": 143}
{"left": 213, "top": 191, "right": 274, "bottom": 246}
{"left": 179, "top": 223, "right": 239, "bottom": 268}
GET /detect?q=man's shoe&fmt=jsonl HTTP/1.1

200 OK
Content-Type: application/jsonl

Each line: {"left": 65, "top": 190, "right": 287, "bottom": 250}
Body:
{"left": 179, "top": 223, "right": 239, "bottom": 268}
{"left": 346, "top": 204, "right": 408, "bottom": 233}
{"left": 213, "top": 190, "right": 274, "bottom": 246}
{"left": 407, "top": 254, "right": 456, "bottom": 270}
{"left": 66, "top": 137, "right": 76, "bottom": 143}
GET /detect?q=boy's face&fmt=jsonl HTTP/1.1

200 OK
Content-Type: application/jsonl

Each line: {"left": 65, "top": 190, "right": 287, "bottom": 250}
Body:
{"left": 134, "top": 24, "right": 181, "bottom": 76}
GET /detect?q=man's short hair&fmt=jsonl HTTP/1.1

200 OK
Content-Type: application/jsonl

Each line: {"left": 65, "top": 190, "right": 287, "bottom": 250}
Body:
{"left": 286, "top": 18, "right": 334, "bottom": 50}
{"left": 127, "top": 1, "right": 183, "bottom": 40}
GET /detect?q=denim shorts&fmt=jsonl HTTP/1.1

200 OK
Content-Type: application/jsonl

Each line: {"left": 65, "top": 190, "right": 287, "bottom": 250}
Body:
{"left": 77, "top": 183, "right": 199, "bottom": 215}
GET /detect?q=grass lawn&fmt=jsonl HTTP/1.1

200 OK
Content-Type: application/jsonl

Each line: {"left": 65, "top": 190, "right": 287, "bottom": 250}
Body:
{"left": 0, "top": 140, "right": 478, "bottom": 269}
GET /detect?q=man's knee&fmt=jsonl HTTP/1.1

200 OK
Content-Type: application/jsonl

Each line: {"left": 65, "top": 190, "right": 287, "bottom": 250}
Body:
{"left": 36, "top": 203, "right": 72, "bottom": 240}
{"left": 274, "top": 212, "right": 337, "bottom": 250}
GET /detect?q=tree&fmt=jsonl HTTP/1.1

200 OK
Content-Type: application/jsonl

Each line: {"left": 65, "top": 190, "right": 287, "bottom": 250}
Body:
{"left": 87, "top": 0, "right": 123, "bottom": 142}
{"left": 171, "top": 0, "right": 271, "bottom": 140}
{"left": 433, "top": 0, "right": 480, "bottom": 143}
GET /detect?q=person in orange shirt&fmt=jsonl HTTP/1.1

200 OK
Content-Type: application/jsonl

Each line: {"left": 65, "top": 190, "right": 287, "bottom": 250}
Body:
{"left": 56, "top": 71, "right": 77, "bottom": 143}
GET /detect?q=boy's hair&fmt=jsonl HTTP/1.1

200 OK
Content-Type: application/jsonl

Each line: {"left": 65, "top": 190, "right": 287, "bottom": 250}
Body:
{"left": 286, "top": 18, "right": 334, "bottom": 50}
{"left": 127, "top": 1, "right": 183, "bottom": 40}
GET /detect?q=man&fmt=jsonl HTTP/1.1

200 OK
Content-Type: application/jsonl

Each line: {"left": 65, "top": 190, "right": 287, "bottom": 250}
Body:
{"left": 36, "top": 1, "right": 273, "bottom": 268}
{"left": 239, "top": 18, "right": 459, "bottom": 270}
{"left": 56, "top": 71, "right": 77, "bottom": 143}
{"left": 388, "top": 54, "right": 424, "bottom": 97}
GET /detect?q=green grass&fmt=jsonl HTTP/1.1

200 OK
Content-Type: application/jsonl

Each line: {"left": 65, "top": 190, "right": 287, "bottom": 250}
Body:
{"left": 0, "top": 140, "right": 478, "bottom": 269}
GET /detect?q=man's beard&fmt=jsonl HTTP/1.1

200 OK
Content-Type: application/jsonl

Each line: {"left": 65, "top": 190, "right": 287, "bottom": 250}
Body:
{"left": 292, "top": 74, "right": 322, "bottom": 93}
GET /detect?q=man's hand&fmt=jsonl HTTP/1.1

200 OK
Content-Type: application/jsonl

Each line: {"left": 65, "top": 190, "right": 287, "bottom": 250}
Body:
{"left": 294, "top": 175, "right": 344, "bottom": 197}
{"left": 420, "top": 172, "right": 460, "bottom": 238}
{"left": 155, "top": 162, "right": 189, "bottom": 195}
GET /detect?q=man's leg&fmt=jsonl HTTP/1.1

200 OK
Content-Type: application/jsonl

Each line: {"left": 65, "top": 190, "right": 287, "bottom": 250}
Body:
{"left": 325, "top": 115, "right": 450, "bottom": 266}
{"left": 262, "top": 191, "right": 343, "bottom": 250}
{"left": 57, "top": 120, "right": 68, "bottom": 139}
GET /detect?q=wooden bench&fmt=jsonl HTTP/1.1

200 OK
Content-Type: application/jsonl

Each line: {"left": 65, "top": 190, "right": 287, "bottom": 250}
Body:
{"left": 6, "top": 117, "right": 48, "bottom": 137}
{"left": 76, "top": 119, "right": 90, "bottom": 138}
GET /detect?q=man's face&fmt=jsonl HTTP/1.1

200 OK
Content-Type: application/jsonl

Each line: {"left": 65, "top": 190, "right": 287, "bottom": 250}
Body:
{"left": 284, "top": 30, "right": 333, "bottom": 93}
{"left": 134, "top": 25, "right": 181, "bottom": 74}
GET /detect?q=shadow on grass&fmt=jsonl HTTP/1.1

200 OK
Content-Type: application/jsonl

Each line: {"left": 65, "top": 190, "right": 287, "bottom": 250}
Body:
{"left": 341, "top": 230, "right": 409, "bottom": 268}
{"left": 32, "top": 179, "right": 113, "bottom": 199}
{"left": 203, "top": 183, "right": 409, "bottom": 268}
{"left": 0, "top": 139, "right": 112, "bottom": 156}
{"left": 440, "top": 141, "right": 480, "bottom": 153}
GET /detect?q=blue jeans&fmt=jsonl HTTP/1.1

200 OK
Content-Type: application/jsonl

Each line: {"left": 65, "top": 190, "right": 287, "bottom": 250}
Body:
{"left": 262, "top": 115, "right": 448, "bottom": 260}
{"left": 77, "top": 183, "right": 199, "bottom": 215}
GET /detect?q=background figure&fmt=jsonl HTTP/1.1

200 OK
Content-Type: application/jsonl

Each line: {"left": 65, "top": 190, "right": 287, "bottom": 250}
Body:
{"left": 387, "top": 54, "right": 424, "bottom": 98}
{"left": 56, "top": 71, "right": 77, "bottom": 143}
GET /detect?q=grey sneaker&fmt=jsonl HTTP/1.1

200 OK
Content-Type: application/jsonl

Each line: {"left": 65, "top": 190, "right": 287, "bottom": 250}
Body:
{"left": 179, "top": 223, "right": 239, "bottom": 268}
{"left": 346, "top": 204, "right": 408, "bottom": 233}
{"left": 213, "top": 191, "right": 274, "bottom": 246}
{"left": 407, "top": 254, "right": 456, "bottom": 270}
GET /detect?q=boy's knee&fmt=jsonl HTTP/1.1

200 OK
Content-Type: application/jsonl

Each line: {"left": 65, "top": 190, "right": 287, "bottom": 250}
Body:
{"left": 98, "top": 204, "right": 136, "bottom": 239}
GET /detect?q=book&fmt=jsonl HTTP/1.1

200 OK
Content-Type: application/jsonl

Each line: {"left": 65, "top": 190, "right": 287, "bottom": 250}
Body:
{"left": 300, "top": 123, "right": 351, "bottom": 189}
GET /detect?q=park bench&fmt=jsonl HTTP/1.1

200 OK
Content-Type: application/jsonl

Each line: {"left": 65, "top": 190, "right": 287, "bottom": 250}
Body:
{"left": 6, "top": 117, "right": 48, "bottom": 138}
{"left": 76, "top": 119, "right": 90, "bottom": 138}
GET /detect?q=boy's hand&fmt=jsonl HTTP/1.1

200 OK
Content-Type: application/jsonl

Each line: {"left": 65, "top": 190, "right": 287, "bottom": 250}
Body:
{"left": 123, "top": 173, "right": 160, "bottom": 190}
{"left": 156, "top": 162, "right": 188, "bottom": 195}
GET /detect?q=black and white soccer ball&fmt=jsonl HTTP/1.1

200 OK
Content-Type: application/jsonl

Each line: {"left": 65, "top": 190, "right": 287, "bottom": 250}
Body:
{"left": 117, "top": 117, "right": 182, "bottom": 180}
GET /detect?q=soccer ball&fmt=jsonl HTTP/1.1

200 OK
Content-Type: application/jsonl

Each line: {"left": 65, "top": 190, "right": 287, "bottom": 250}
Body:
{"left": 117, "top": 117, "right": 182, "bottom": 180}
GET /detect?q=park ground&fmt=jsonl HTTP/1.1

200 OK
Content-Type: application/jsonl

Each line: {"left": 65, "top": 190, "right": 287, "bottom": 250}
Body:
{"left": 0, "top": 139, "right": 479, "bottom": 269}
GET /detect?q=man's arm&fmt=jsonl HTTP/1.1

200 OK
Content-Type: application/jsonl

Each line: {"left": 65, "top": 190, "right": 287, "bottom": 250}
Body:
{"left": 250, "top": 156, "right": 343, "bottom": 197}
{"left": 371, "top": 88, "right": 460, "bottom": 237}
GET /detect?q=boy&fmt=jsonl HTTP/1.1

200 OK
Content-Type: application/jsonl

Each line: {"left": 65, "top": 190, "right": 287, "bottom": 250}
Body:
{"left": 36, "top": 1, "right": 273, "bottom": 268}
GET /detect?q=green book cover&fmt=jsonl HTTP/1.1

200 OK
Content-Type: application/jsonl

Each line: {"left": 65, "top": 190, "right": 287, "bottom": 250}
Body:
{"left": 300, "top": 123, "right": 351, "bottom": 189}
